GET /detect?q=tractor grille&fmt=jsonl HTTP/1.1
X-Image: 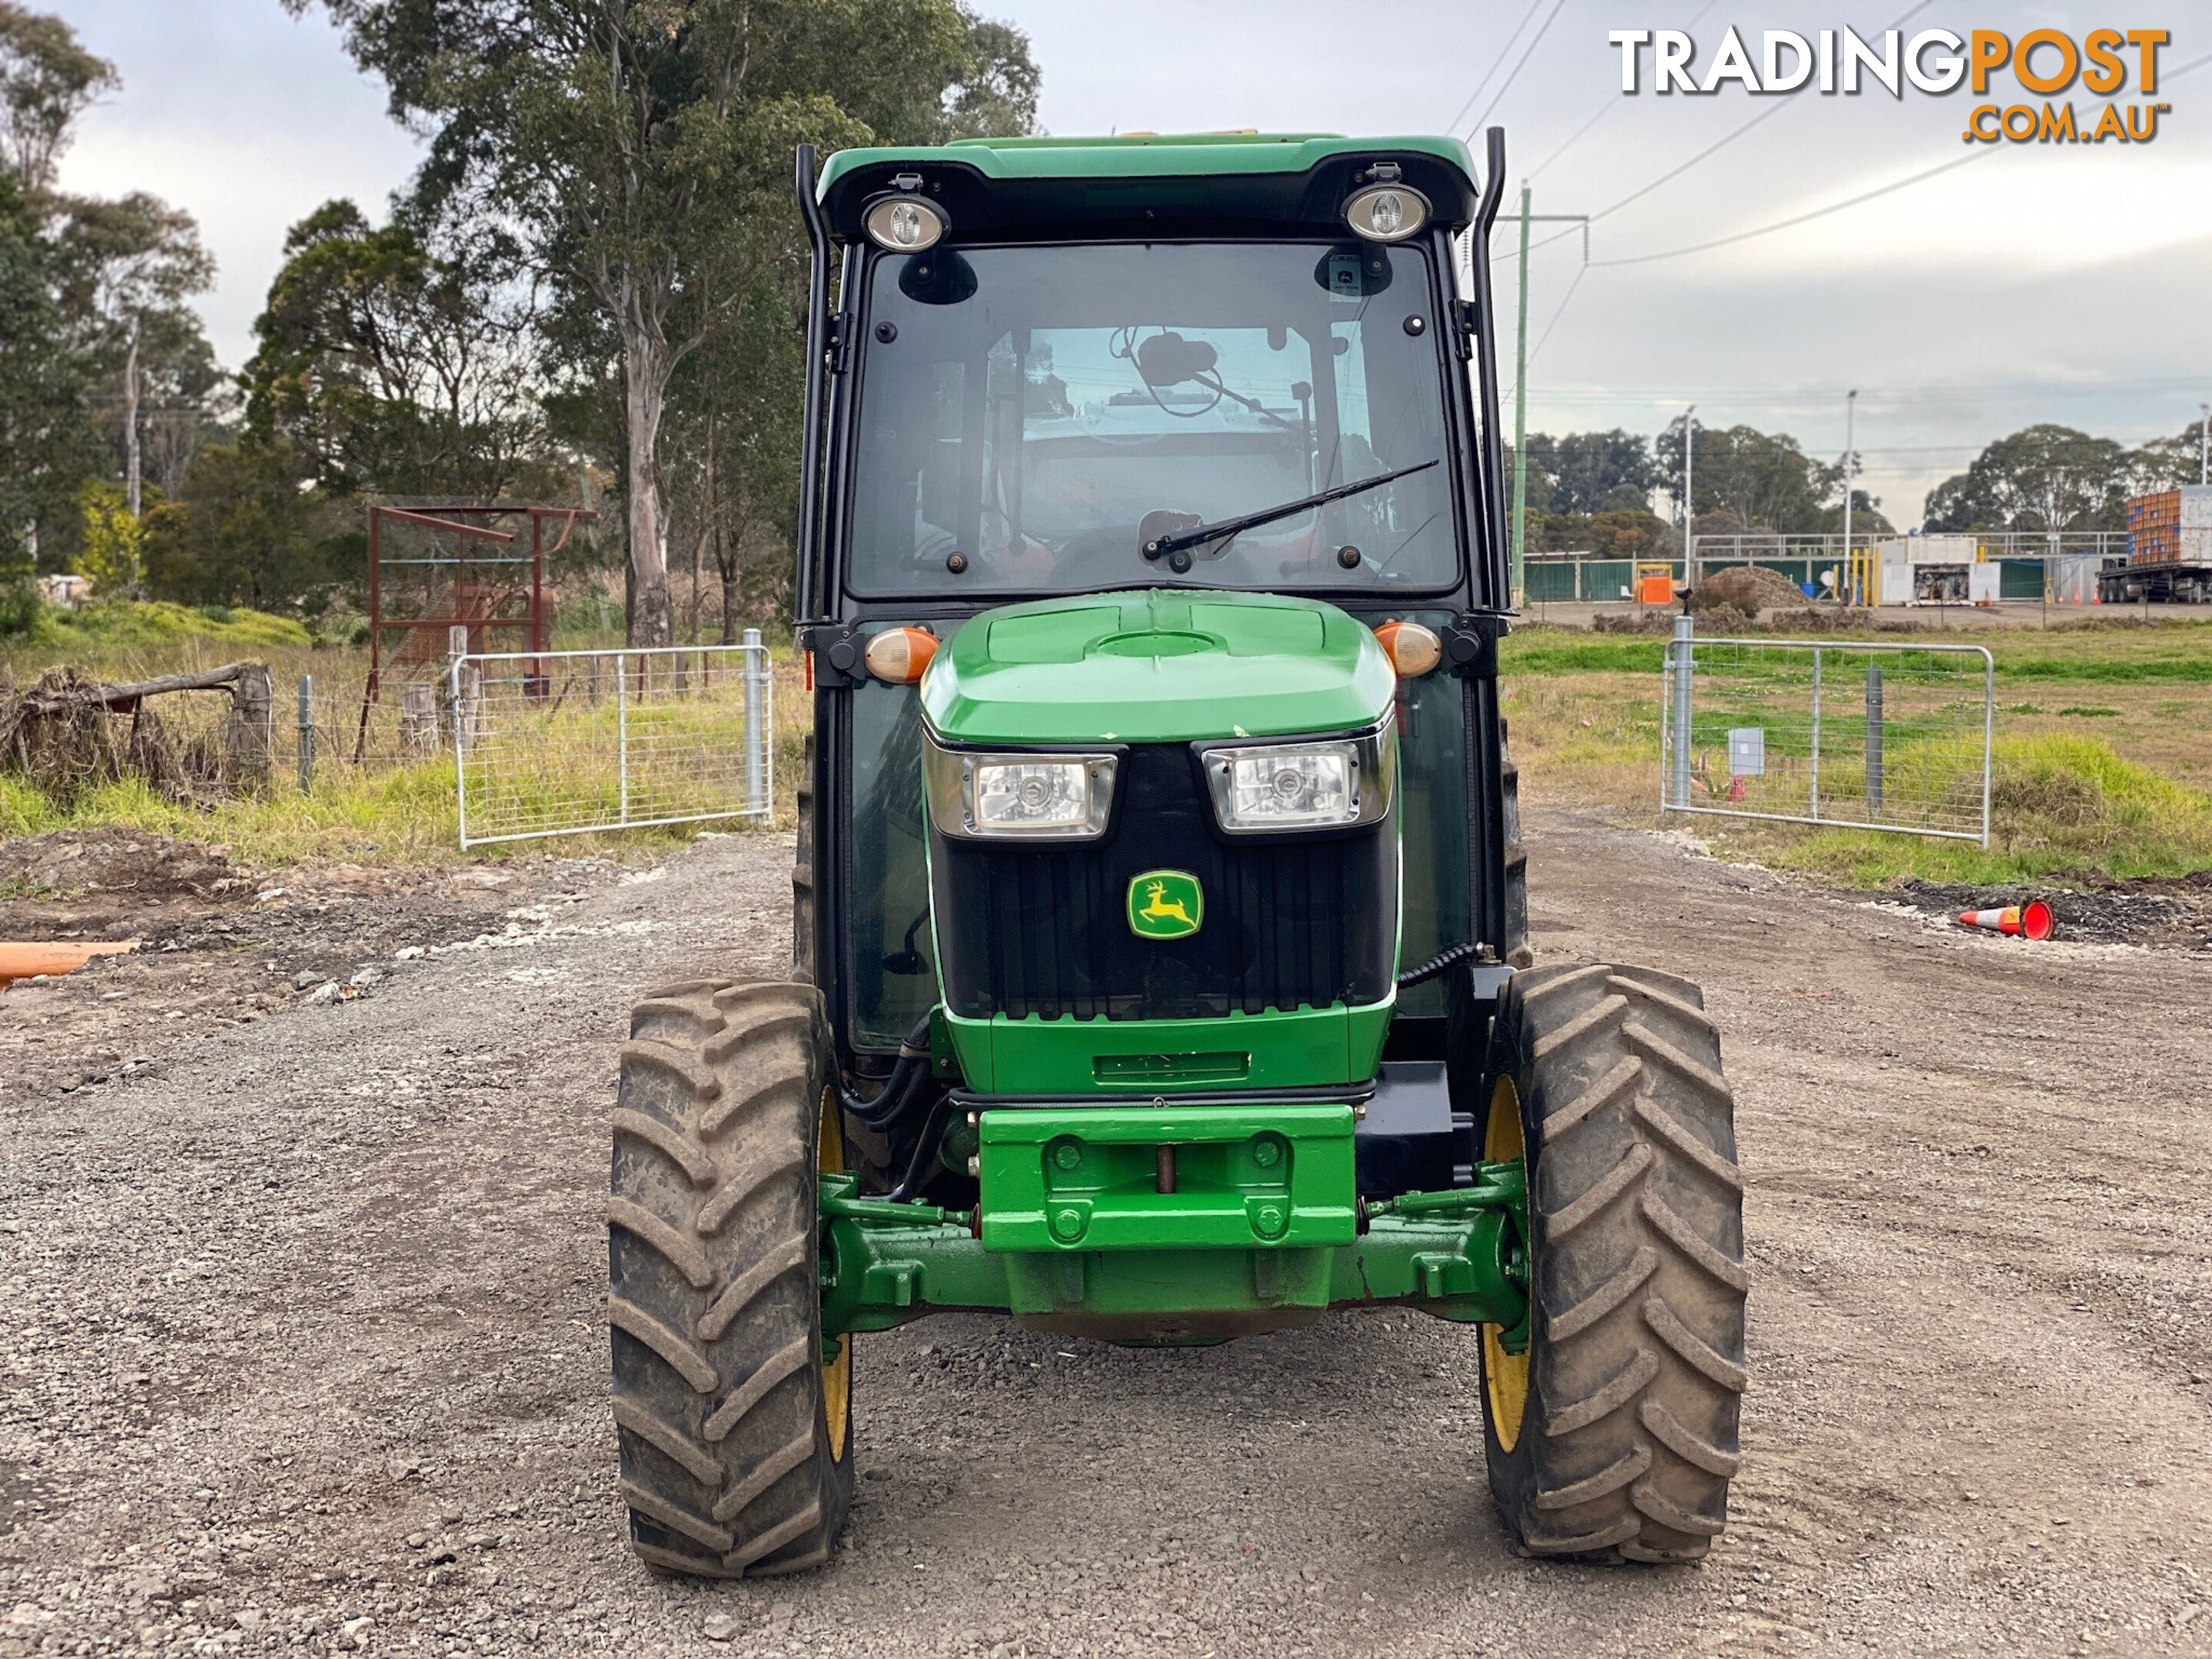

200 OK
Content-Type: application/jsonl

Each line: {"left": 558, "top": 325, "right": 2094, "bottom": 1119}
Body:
{"left": 929, "top": 742, "right": 1396, "bottom": 1022}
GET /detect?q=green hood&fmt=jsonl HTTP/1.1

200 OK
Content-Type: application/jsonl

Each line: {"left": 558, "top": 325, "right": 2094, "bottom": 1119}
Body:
{"left": 919, "top": 591, "right": 1395, "bottom": 747}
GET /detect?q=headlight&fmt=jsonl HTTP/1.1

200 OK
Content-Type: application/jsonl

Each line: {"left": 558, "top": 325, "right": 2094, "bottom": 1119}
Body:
{"left": 1199, "top": 727, "right": 1396, "bottom": 835}
{"left": 924, "top": 740, "right": 1118, "bottom": 841}
{"left": 863, "top": 194, "right": 948, "bottom": 252}
{"left": 1343, "top": 184, "right": 1429, "bottom": 243}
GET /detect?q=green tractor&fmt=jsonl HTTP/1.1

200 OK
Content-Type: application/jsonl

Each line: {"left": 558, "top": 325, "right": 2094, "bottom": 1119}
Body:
{"left": 607, "top": 128, "right": 1744, "bottom": 1576}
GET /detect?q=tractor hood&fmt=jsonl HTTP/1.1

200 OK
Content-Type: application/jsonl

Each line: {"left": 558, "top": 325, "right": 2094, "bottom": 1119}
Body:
{"left": 918, "top": 591, "right": 1395, "bottom": 747}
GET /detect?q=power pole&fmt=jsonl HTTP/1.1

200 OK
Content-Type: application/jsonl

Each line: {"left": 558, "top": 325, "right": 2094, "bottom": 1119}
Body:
{"left": 1841, "top": 389, "right": 1858, "bottom": 600}
{"left": 2200, "top": 402, "right": 2208, "bottom": 485}
{"left": 1510, "top": 183, "right": 1532, "bottom": 608}
{"left": 1682, "top": 403, "right": 1697, "bottom": 591}
{"left": 1503, "top": 194, "right": 1590, "bottom": 609}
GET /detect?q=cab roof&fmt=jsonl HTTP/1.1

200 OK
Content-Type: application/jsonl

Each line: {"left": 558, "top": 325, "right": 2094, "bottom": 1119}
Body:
{"left": 816, "top": 132, "right": 1482, "bottom": 245}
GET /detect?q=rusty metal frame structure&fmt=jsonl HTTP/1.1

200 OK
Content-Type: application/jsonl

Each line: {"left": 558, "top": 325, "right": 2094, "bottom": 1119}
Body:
{"left": 357, "top": 502, "right": 595, "bottom": 760}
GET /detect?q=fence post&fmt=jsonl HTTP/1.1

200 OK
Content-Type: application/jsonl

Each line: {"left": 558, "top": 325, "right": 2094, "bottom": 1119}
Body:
{"left": 616, "top": 653, "right": 630, "bottom": 828}
{"left": 224, "top": 664, "right": 275, "bottom": 787}
{"left": 1808, "top": 648, "right": 1821, "bottom": 822}
{"left": 1991, "top": 650, "right": 2008, "bottom": 849}
{"left": 297, "top": 674, "right": 314, "bottom": 793}
{"left": 1865, "top": 662, "right": 1884, "bottom": 810}
{"left": 443, "top": 625, "right": 476, "bottom": 756}
{"left": 1667, "top": 613, "right": 1694, "bottom": 808}
{"left": 741, "top": 627, "right": 767, "bottom": 815}
{"left": 449, "top": 651, "right": 469, "bottom": 846}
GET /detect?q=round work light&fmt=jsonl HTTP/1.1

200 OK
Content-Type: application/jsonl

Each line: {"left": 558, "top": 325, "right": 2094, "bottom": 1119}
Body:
{"left": 1343, "top": 184, "right": 1429, "bottom": 243}
{"left": 863, "top": 194, "right": 949, "bottom": 252}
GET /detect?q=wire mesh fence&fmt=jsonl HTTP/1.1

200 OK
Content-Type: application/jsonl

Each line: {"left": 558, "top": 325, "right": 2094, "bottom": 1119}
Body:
{"left": 1659, "top": 633, "right": 1993, "bottom": 845}
{"left": 451, "top": 638, "right": 774, "bottom": 846}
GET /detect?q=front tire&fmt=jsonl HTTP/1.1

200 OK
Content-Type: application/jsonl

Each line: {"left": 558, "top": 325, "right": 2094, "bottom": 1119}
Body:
{"left": 608, "top": 979, "right": 854, "bottom": 1576}
{"left": 1479, "top": 962, "right": 1747, "bottom": 1562}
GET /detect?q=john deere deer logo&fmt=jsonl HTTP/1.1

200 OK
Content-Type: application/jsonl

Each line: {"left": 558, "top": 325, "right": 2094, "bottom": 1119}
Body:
{"left": 1128, "top": 869, "right": 1203, "bottom": 941}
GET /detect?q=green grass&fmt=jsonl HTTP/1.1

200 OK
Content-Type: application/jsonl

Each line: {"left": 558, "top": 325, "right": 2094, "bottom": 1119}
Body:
{"left": 1502, "top": 618, "right": 2212, "bottom": 686}
{"left": 1503, "top": 634, "right": 1666, "bottom": 675}
{"left": 15, "top": 600, "right": 313, "bottom": 657}
{"left": 1727, "top": 733, "right": 2212, "bottom": 886}
{"left": 2, "top": 600, "right": 814, "bottom": 868}
{"left": 0, "top": 761, "right": 719, "bottom": 869}
{"left": 2002, "top": 657, "right": 2212, "bottom": 684}
{"left": 1, "top": 772, "right": 53, "bottom": 839}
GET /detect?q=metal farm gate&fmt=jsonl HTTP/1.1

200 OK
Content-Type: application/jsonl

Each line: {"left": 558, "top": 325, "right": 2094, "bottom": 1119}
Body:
{"left": 450, "top": 636, "right": 776, "bottom": 847}
{"left": 1660, "top": 628, "right": 1994, "bottom": 846}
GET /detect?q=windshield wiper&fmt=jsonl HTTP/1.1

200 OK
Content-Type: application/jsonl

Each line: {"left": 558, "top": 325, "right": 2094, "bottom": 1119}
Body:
{"left": 1141, "top": 459, "right": 1439, "bottom": 561}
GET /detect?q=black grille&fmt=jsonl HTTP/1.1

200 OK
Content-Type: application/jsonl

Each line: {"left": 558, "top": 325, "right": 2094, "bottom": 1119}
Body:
{"left": 930, "top": 743, "right": 1396, "bottom": 1022}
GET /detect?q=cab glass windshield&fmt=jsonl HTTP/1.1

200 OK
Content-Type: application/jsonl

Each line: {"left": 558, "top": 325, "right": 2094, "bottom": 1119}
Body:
{"left": 845, "top": 241, "right": 1459, "bottom": 597}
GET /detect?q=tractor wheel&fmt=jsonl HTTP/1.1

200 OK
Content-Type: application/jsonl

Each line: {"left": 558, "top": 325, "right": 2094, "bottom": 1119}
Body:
{"left": 1478, "top": 962, "right": 1746, "bottom": 1563}
{"left": 608, "top": 979, "right": 854, "bottom": 1577}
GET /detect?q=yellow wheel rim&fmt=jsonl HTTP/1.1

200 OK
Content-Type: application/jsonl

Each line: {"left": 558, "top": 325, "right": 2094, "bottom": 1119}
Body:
{"left": 1481, "top": 1074, "right": 1531, "bottom": 1452}
{"left": 816, "top": 1086, "right": 852, "bottom": 1462}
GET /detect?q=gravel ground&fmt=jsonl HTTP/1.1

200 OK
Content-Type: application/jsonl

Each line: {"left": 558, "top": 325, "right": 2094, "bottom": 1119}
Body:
{"left": 2, "top": 809, "right": 2209, "bottom": 1658}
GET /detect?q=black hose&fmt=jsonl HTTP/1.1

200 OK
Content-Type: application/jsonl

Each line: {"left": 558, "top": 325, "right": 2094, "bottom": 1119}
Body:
{"left": 848, "top": 1061, "right": 929, "bottom": 1130}
{"left": 1396, "top": 941, "right": 1487, "bottom": 990}
{"left": 839, "top": 1015, "right": 934, "bottom": 1128}
{"left": 886, "top": 1093, "right": 955, "bottom": 1204}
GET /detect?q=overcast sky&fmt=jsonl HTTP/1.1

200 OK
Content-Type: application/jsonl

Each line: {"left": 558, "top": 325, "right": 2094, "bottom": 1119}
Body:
{"left": 45, "top": 0, "right": 2212, "bottom": 522}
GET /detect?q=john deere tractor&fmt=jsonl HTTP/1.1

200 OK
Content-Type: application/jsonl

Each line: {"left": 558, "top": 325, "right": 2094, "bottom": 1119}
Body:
{"left": 607, "top": 128, "right": 1744, "bottom": 1576}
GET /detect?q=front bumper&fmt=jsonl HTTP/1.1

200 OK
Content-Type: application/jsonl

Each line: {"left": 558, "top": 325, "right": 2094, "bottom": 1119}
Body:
{"left": 818, "top": 1098, "right": 1528, "bottom": 1346}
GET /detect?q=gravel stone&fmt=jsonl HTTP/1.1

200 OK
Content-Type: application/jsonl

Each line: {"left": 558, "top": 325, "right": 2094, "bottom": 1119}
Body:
{"left": 0, "top": 817, "right": 2206, "bottom": 1659}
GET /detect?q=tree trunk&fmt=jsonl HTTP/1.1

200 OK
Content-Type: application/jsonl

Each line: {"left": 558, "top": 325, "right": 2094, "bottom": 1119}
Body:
{"left": 124, "top": 316, "right": 142, "bottom": 524}
{"left": 621, "top": 326, "right": 674, "bottom": 648}
{"left": 717, "top": 519, "right": 737, "bottom": 644}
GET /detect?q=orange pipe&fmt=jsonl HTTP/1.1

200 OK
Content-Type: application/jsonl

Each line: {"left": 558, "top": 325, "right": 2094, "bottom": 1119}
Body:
{"left": 0, "top": 940, "right": 137, "bottom": 988}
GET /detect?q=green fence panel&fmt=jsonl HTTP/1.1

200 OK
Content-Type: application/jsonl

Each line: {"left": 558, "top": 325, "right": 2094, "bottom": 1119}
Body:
{"left": 1525, "top": 561, "right": 1578, "bottom": 602}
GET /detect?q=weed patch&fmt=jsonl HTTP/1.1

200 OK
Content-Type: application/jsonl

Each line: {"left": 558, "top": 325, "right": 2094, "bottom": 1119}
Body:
{"left": 23, "top": 601, "right": 312, "bottom": 654}
{"left": 1738, "top": 733, "right": 2212, "bottom": 886}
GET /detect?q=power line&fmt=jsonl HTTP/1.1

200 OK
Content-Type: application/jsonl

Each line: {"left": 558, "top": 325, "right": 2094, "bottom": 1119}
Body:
{"left": 1584, "top": 0, "right": 1936, "bottom": 222}
{"left": 1490, "top": 222, "right": 1579, "bottom": 263}
{"left": 1528, "top": 0, "right": 1722, "bottom": 179}
{"left": 1527, "top": 263, "right": 1588, "bottom": 364}
{"left": 1506, "top": 4, "right": 2206, "bottom": 296}
{"left": 1591, "top": 149, "right": 1995, "bottom": 267}
{"left": 1590, "top": 99, "right": 1793, "bottom": 221}
{"left": 1463, "top": 0, "right": 1571, "bottom": 136}
{"left": 1442, "top": 0, "right": 1546, "bottom": 136}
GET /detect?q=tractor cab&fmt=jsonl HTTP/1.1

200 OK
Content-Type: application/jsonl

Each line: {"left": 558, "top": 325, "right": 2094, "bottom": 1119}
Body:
{"left": 804, "top": 134, "right": 1520, "bottom": 1094}
{"left": 604, "top": 131, "right": 1745, "bottom": 1579}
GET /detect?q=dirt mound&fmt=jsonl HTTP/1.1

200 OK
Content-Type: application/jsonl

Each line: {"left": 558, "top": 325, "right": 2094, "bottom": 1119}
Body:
{"left": 1694, "top": 565, "right": 1811, "bottom": 613}
{"left": 1594, "top": 608, "right": 1677, "bottom": 635}
{"left": 1770, "top": 605, "right": 1875, "bottom": 633}
{"left": 1595, "top": 604, "right": 1750, "bottom": 635}
{"left": 1897, "top": 876, "right": 2212, "bottom": 948}
{"left": 0, "top": 830, "right": 237, "bottom": 899}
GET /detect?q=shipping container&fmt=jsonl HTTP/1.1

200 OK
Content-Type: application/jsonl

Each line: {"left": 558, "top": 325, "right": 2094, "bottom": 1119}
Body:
{"left": 2128, "top": 485, "right": 2212, "bottom": 566}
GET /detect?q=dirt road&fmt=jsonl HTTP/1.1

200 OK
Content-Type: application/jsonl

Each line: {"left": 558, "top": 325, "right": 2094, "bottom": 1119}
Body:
{"left": 2, "top": 810, "right": 2208, "bottom": 1658}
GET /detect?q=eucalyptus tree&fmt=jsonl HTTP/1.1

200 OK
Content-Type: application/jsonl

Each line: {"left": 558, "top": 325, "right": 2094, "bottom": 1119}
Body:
{"left": 298, "top": 0, "right": 1038, "bottom": 644}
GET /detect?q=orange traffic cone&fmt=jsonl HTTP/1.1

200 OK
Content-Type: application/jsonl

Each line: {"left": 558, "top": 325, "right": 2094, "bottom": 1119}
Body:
{"left": 1957, "top": 901, "right": 2053, "bottom": 941}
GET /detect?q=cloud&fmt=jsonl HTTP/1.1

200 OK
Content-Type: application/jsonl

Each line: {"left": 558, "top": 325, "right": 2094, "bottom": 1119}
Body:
{"left": 44, "top": 0, "right": 2205, "bottom": 521}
